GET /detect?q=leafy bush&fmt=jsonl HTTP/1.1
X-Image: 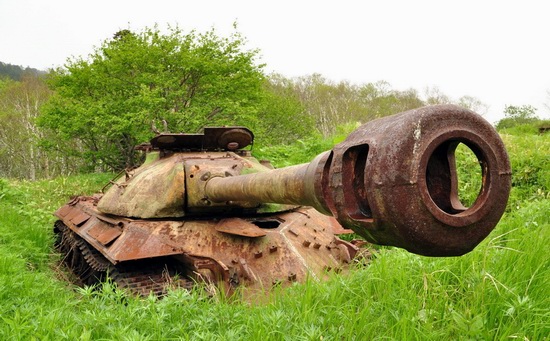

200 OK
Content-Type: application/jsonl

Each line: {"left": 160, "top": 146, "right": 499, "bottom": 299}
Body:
{"left": 495, "top": 105, "right": 539, "bottom": 130}
{"left": 0, "top": 177, "right": 9, "bottom": 200}
{"left": 498, "top": 123, "right": 540, "bottom": 135}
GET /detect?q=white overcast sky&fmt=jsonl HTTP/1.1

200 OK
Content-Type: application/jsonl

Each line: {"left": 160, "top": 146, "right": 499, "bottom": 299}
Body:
{"left": 1, "top": 0, "right": 549, "bottom": 123}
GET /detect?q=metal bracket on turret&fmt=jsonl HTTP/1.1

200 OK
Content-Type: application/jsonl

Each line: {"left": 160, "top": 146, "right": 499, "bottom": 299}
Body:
{"left": 150, "top": 127, "right": 254, "bottom": 152}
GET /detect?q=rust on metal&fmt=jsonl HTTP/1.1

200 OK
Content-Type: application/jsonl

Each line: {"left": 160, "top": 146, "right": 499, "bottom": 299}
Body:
{"left": 215, "top": 218, "right": 267, "bottom": 237}
{"left": 206, "top": 105, "right": 511, "bottom": 256}
{"left": 150, "top": 127, "right": 253, "bottom": 151}
{"left": 55, "top": 204, "right": 73, "bottom": 218}
{"left": 322, "top": 105, "right": 512, "bottom": 256}
{"left": 326, "top": 216, "right": 353, "bottom": 235}
{"left": 88, "top": 223, "right": 122, "bottom": 246}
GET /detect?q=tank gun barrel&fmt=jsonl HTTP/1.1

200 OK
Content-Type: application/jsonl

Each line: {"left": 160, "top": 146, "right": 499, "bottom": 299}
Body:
{"left": 206, "top": 105, "right": 511, "bottom": 257}
{"left": 206, "top": 160, "right": 324, "bottom": 211}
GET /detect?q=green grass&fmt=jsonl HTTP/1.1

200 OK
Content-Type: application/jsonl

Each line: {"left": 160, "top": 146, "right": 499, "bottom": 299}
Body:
{"left": 0, "top": 130, "right": 548, "bottom": 340}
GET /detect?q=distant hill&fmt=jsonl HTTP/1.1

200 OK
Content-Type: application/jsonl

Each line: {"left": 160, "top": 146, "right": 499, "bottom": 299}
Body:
{"left": 0, "top": 61, "right": 46, "bottom": 81}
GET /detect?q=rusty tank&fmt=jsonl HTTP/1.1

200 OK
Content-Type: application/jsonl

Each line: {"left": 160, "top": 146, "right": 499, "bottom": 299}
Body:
{"left": 53, "top": 104, "right": 511, "bottom": 297}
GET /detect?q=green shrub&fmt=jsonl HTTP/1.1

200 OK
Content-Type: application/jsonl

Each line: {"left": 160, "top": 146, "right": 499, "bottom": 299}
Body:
{"left": 498, "top": 123, "right": 540, "bottom": 135}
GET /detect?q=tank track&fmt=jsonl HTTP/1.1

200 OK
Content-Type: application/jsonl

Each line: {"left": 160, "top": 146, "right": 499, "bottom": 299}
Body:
{"left": 108, "top": 260, "right": 194, "bottom": 297}
{"left": 54, "top": 221, "right": 193, "bottom": 296}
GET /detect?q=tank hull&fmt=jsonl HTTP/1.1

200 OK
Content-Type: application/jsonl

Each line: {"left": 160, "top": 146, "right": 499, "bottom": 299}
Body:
{"left": 54, "top": 196, "right": 361, "bottom": 296}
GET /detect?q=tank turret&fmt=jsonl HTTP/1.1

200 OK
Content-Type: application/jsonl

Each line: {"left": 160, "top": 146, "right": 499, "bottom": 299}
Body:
{"left": 53, "top": 105, "right": 511, "bottom": 297}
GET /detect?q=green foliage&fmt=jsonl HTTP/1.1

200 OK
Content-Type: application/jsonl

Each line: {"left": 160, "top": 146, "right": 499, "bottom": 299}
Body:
{"left": 253, "top": 75, "right": 314, "bottom": 146}
{"left": 254, "top": 134, "right": 333, "bottom": 167}
{"left": 498, "top": 123, "right": 541, "bottom": 135}
{"left": 276, "top": 76, "right": 484, "bottom": 138}
{"left": 455, "top": 143, "right": 483, "bottom": 207}
{"left": 2, "top": 53, "right": 485, "bottom": 179}
{"left": 496, "top": 105, "right": 539, "bottom": 130}
{"left": 286, "top": 76, "right": 427, "bottom": 137}
{"left": 40, "top": 25, "right": 268, "bottom": 171}
{"left": 501, "top": 132, "right": 550, "bottom": 209}
{"left": 253, "top": 121, "right": 359, "bottom": 167}
{"left": 538, "top": 119, "right": 550, "bottom": 130}
{"left": 0, "top": 74, "right": 79, "bottom": 179}
{"left": 0, "top": 177, "right": 11, "bottom": 200}
{"left": 504, "top": 104, "right": 538, "bottom": 120}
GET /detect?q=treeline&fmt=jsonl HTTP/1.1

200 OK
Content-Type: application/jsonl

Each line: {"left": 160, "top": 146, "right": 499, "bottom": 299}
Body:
{"left": 268, "top": 74, "right": 489, "bottom": 137}
{"left": 0, "top": 62, "right": 45, "bottom": 81}
{"left": 0, "top": 26, "right": 496, "bottom": 180}
{"left": 0, "top": 75, "right": 82, "bottom": 180}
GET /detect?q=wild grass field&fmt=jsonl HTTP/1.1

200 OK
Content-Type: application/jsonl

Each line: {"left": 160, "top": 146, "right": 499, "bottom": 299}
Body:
{"left": 0, "top": 129, "right": 548, "bottom": 340}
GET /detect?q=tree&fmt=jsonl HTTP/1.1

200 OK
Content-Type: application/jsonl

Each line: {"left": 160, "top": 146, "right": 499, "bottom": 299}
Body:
{"left": 257, "top": 74, "right": 314, "bottom": 144}
{"left": 425, "top": 87, "right": 488, "bottom": 115}
{"left": 360, "top": 83, "right": 424, "bottom": 119}
{"left": 457, "top": 95, "right": 488, "bottom": 116}
{"left": 291, "top": 74, "right": 371, "bottom": 137}
{"left": 40, "top": 26, "right": 269, "bottom": 171}
{"left": 0, "top": 74, "right": 74, "bottom": 179}
{"left": 285, "top": 76, "right": 426, "bottom": 137}
{"left": 0, "top": 61, "right": 45, "bottom": 81}
{"left": 424, "top": 86, "right": 452, "bottom": 105}
{"left": 496, "top": 104, "right": 539, "bottom": 130}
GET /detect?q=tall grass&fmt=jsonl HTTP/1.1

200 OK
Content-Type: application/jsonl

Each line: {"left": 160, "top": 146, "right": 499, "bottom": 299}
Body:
{"left": 0, "top": 129, "right": 548, "bottom": 340}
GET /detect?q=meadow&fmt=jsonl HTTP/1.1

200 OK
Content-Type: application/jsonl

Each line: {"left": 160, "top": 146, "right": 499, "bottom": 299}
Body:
{"left": 0, "top": 128, "right": 548, "bottom": 340}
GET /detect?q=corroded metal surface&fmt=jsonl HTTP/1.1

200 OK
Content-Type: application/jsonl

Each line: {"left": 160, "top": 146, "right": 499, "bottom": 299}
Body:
{"left": 55, "top": 197, "right": 358, "bottom": 295}
{"left": 320, "top": 105, "right": 511, "bottom": 256}
{"left": 150, "top": 127, "right": 253, "bottom": 151}
{"left": 55, "top": 220, "right": 192, "bottom": 296}
{"left": 97, "top": 155, "right": 186, "bottom": 218}
{"left": 215, "top": 218, "right": 267, "bottom": 237}
{"left": 205, "top": 105, "right": 511, "bottom": 256}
